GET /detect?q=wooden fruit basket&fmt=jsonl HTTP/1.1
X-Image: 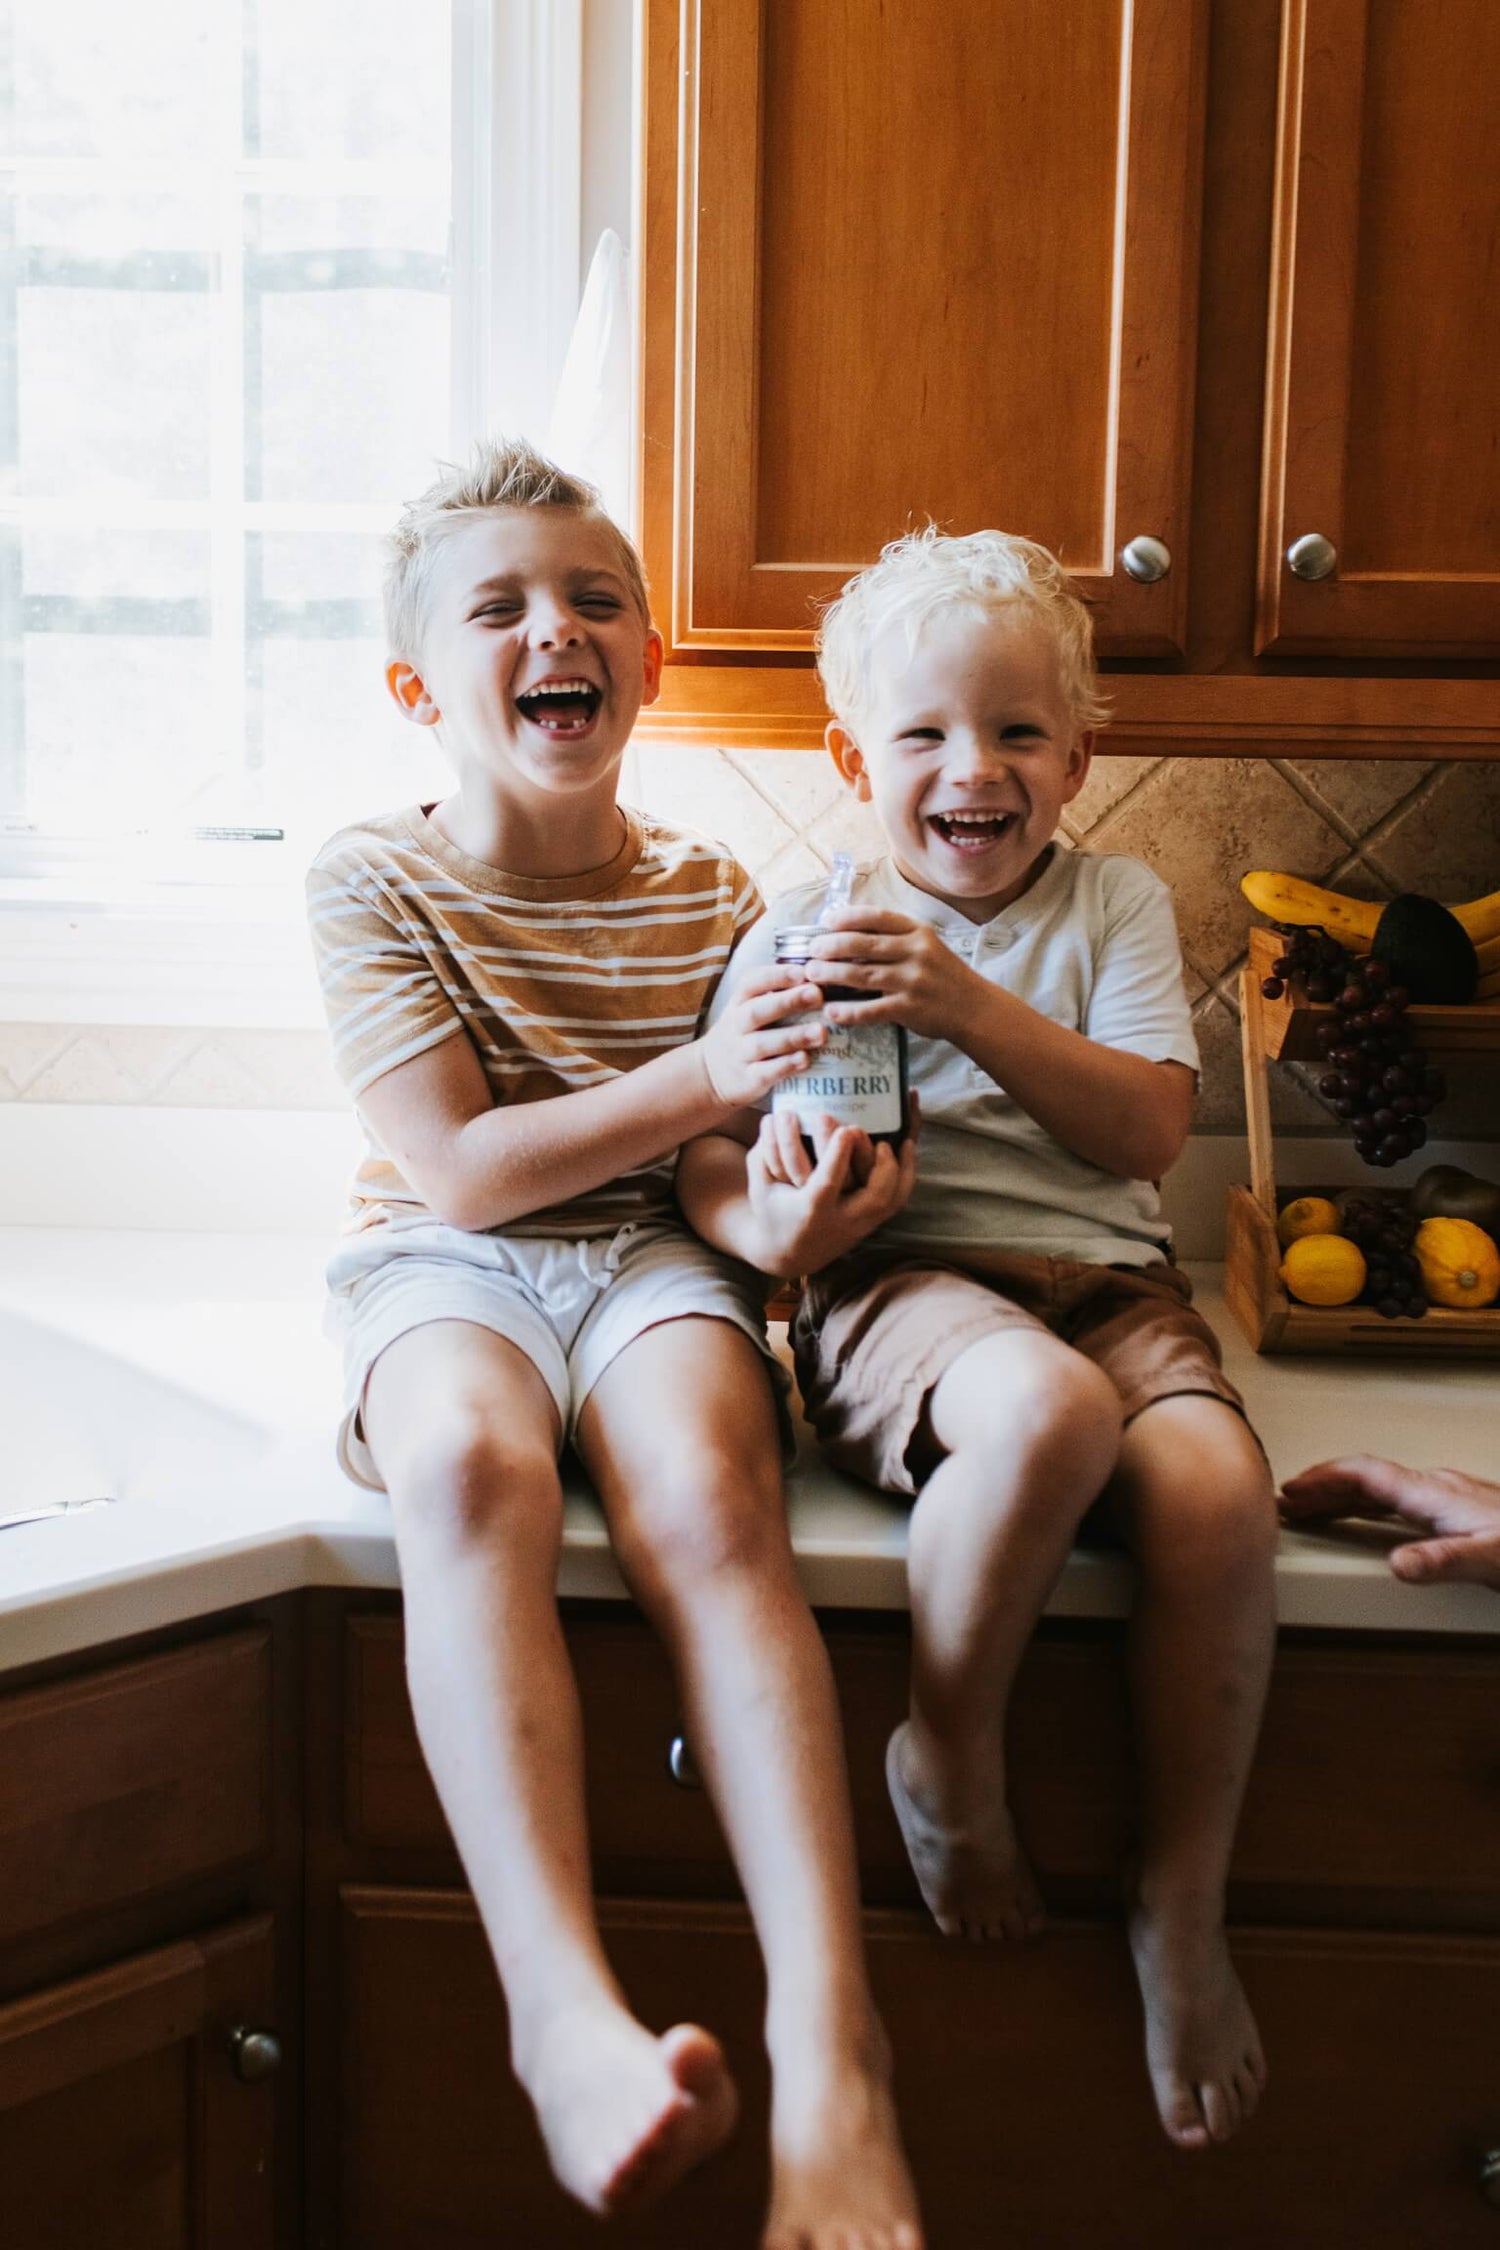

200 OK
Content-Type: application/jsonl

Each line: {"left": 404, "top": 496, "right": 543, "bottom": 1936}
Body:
{"left": 1224, "top": 927, "right": 1500, "bottom": 1356}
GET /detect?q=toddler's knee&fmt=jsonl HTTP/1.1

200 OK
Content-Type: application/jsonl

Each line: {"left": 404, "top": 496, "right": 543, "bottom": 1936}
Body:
{"left": 1020, "top": 1353, "right": 1122, "bottom": 1475}
{"left": 1165, "top": 1440, "right": 1279, "bottom": 1574}
{"left": 1062, "top": 1355, "right": 1126, "bottom": 1445}
{"left": 945, "top": 1334, "right": 1121, "bottom": 1458}
{"left": 395, "top": 1412, "right": 560, "bottom": 1547}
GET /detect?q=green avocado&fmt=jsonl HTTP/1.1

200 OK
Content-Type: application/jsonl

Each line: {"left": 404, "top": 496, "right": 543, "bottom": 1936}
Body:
{"left": 1370, "top": 893, "right": 1479, "bottom": 1004}
{"left": 1411, "top": 1165, "right": 1500, "bottom": 1232}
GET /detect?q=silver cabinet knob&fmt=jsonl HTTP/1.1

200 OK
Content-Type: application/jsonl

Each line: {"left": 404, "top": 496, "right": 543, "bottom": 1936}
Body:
{"left": 1120, "top": 535, "right": 1171, "bottom": 583}
{"left": 228, "top": 2026, "right": 283, "bottom": 2082}
{"left": 667, "top": 1735, "right": 702, "bottom": 1789}
{"left": 1287, "top": 532, "right": 1338, "bottom": 581}
{"left": 1480, "top": 2149, "right": 1500, "bottom": 2208}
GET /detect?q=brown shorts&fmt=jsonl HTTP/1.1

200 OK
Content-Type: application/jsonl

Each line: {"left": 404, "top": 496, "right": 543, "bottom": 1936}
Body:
{"left": 792, "top": 1247, "right": 1248, "bottom": 1496}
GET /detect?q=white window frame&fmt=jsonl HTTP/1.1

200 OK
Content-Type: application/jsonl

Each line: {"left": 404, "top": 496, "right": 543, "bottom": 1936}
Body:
{"left": 0, "top": 0, "right": 602, "bottom": 1029}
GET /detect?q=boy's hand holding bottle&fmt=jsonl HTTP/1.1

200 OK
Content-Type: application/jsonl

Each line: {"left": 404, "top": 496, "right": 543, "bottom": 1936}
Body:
{"left": 746, "top": 1102, "right": 919, "bottom": 1278}
{"left": 697, "top": 964, "right": 830, "bottom": 1108}
{"left": 806, "top": 908, "right": 988, "bottom": 1043}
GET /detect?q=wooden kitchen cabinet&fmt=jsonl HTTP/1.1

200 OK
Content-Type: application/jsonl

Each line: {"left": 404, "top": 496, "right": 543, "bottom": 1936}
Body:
{"left": 327, "top": 1887, "right": 1500, "bottom": 2250}
{"left": 640, "top": 0, "right": 1500, "bottom": 744}
{"left": 0, "top": 1916, "right": 281, "bottom": 2250}
{"left": 0, "top": 1616, "right": 300, "bottom": 2250}
{"left": 643, "top": 0, "right": 1208, "bottom": 662}
{"left": 309, "top": 1596, "right": 1500, "bottom": 2247}
{"left": 6, "top": 1595, "right": 1500, "bottom": 2243}
{"left": 1257, "top": 0, "right": 1500, "bottom": 657}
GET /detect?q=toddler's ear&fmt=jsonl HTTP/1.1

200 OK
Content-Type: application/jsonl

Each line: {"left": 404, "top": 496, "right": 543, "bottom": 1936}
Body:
{"left": 826, "top": 721, "right": 872, "bottom": 801}
{"left": 387, "top": 660, "right": 441, "bottom": 727}
{"left": 1062, "top": 729, "right": 1095, "bottom": 802}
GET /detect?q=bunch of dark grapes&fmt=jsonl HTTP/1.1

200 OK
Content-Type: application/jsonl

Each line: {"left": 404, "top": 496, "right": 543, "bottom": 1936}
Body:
{"left": 1262, "top": 924, "right": 1446, "bottom": 1169}
{"left": 1338, "top": 1193, "right": 1428, "bottom": 1321}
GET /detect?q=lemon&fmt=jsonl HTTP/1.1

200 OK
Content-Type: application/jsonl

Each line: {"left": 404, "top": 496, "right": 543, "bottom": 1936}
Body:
{"left": 1276, "top": 1195, "right": 1342, "bottom": 1248}
{"left": 1279, "top": 1233, "right": 1366, "bottom": 1307}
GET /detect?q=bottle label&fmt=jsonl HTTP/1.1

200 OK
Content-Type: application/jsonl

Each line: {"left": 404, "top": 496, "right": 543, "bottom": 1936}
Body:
{"left": 772, "top": 1018, "right": 904, "bottom": 1136}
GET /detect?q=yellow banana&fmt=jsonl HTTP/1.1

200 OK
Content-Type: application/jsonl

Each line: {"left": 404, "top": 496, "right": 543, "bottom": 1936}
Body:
{"left": 1451, "top": 891, "right": 1500, "bottom": 946}
{"left": 1239, "top": 872, "right": 1379, "bottom": 949}
{"left": 1242, "top": 872, "right": 1500, "bottom": 955}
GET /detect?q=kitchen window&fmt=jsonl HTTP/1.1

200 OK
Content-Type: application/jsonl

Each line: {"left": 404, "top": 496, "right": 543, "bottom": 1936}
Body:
{"left": 0, "top": 0, "right": 631, "bottom": 1024}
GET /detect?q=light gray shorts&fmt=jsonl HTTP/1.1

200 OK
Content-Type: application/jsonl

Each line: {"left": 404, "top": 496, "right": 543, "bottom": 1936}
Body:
{"left": 325, "top": 1214, "right": 790, "bottom": 1490}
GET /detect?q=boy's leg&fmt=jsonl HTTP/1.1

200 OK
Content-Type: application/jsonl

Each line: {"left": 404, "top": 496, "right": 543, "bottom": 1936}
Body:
{"left": 575, "top": 1316, "right": 922, "bottom": 2250}
{"left": 362, "top": 1319, "right": 737, "bottom": 2216}
{"left": 1108, "top": 1393, "right": 1277, "bottom": 2150}
{"left": 894, "top": 1330, "right": 1123, "bottom": 1938}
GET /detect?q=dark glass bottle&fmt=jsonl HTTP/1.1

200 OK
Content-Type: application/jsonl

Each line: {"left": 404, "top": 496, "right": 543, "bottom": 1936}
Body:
{"left": 772, "top": 925, "right": 910, "bottom": 1148}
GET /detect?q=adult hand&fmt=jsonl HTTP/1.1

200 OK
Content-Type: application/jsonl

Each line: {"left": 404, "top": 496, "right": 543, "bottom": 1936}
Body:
{"left": 807, "top": 909, "right": 981, "bottom": 1042}
{"left": 1279, "top": 1455, "right": 1500, "bottom": 1588}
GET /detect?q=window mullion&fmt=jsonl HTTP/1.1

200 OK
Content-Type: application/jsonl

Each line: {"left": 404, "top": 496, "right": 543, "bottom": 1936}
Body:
{"left": 209, "top": 5, "right": 249, "bottom": 814}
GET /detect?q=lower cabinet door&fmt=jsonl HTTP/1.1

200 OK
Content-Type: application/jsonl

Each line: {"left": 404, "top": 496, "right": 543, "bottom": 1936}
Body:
{"left": 876, "top": 1919, "right": 1500, "bottom": 2250}
{"left": 337, "top": 1888, "right": 773, "bottom": 2249}
{"left": 336, "top": 1888, "right": 1500, "bottom": 2250}
{"left": 0, "top": 1914, "right": 281, "bottom": 2250}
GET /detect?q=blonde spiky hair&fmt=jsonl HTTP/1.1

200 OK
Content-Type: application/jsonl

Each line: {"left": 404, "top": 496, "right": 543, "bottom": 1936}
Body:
{"left": 817, "top": 525, "right": 1109, "bottom": 734}
{"left": 383, "top": 437, "right": 650, "bottom": 661}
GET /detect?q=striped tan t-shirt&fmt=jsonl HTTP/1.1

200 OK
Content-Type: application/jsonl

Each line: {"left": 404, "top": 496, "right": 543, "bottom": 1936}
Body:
{"left": 306, "top": 804, "right": 762, "bottom": 1237}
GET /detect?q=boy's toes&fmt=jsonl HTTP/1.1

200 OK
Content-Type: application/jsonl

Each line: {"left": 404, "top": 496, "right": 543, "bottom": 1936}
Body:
{"left": 1200, "top": 2077, "right": 1240, "bottom": 2144}
{"left": 1233, "top": 2061, "right": 1262, "bottom": 2123}
{"left": 1158, "top": 2075, "right": 1211, "bottom": 2150}
{"left": 662, "top": 2020, "right": 732, "bottom": 2105}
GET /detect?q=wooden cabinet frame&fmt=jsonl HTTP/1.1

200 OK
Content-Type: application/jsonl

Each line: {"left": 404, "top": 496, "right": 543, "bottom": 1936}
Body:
{"left": 1258, "top": 0, "right": 1500, "bottom": 656}
{"left": 644, "top": 0, "right": 1209, "bottom": 662}
{"left": 0, "top": 1915, "right": 279, "bottom": 2249}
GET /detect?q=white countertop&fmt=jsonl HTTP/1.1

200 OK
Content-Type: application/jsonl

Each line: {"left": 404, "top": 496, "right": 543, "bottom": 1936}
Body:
{"left": 0, "top": 1227, "right": 1496, "bottom": 1673}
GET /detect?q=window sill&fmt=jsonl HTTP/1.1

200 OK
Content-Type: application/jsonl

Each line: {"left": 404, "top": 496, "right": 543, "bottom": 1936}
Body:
{"left": 0, "top": 879, "right": 323, "bottom": 1029}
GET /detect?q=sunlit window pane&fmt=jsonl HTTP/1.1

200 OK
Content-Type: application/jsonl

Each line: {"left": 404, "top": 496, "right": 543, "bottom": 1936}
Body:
{"left": 247, "top": 530, "right": 449, "bottom": 853}
{"left": 250, "top": 0, "right": 450, "bottom": 163}
{"left": 23, "top": 633, "right": 217, "bottom": 833}
{"left": 9, "top": 0, "right": 218, "bottom": 162}
{"left": 1, "top": 526, "right": 215, "bottom": 832}
{"left": 1, "top": 0, "right": 456, "bottom": 845}
{"left": 249, "top": 196, "right": 450, "bottom": 506}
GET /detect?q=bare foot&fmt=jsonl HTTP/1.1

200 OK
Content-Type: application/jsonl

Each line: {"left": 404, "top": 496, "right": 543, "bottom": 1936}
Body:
{"left": 521, "top": 2008, "right": 739, "bottom": 2215}
{"left": 1126, "top": 1885, "right": 1266, "bottom": 2149}
{"left": 764, "top": 2031, "right": 924, "bottom": 2250}
{"left": 886, "top": 1721, "right": 1046, "bottom": 1941}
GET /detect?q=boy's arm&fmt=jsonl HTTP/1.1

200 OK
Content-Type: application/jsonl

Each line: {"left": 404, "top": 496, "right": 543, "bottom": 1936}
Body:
{"left": 357, "top": 966, "right": 823, "bottom": 1233}
{"left": 809, "top": 895, "right": 1194, "bottom": 1182}
{"left": 678, "top": 1109, "right": 919, "bottom": 1279}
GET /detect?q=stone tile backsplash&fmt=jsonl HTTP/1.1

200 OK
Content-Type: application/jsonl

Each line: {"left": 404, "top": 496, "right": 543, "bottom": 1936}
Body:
{"left": 3, "top": 751, "right": 1497, "bottom": 1137}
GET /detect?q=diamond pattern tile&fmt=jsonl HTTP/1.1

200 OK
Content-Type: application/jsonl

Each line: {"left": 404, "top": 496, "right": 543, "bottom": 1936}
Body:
{"left": 1360, "top": 763, "right": 1500, "bottom": 905}
{"left": 1281, "top": 757, "right": 1434, "bottom": 838}
{"left": 723, "top": 746, "right": 845, "bottom": 830}
{"left": 1085, "top": 758, "right": 1349, "bottom": 982}
{"left": 3, "top": 754, "right": 1497, "bottom": 1133}
{"left": 1064, "top": 753, "right": 1162, "bottom": 836}
{"left": 632, "top": 745, "right": 797, "bottom": 878}
{"left": 0, "top": 1025, "right": 77, "bottom": 1094}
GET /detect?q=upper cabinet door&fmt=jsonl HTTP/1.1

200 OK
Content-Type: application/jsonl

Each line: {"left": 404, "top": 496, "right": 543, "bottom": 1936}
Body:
{"left": 643, "top": 0, "right": 1208, "bottom": 661}
{"left": 1258, "top": 0, "right": 1500, "bottom": 656}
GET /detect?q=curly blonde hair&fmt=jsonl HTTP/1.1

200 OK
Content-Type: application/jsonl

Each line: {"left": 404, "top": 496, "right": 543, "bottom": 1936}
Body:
{"left": 817, "top": 525, "right": 1109, "bottom": 733}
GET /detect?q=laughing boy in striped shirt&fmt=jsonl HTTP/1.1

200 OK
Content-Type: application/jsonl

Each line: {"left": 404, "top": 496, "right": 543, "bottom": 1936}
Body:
{"left": 306, "top": 441, "right": 921, "bottom": 2250}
